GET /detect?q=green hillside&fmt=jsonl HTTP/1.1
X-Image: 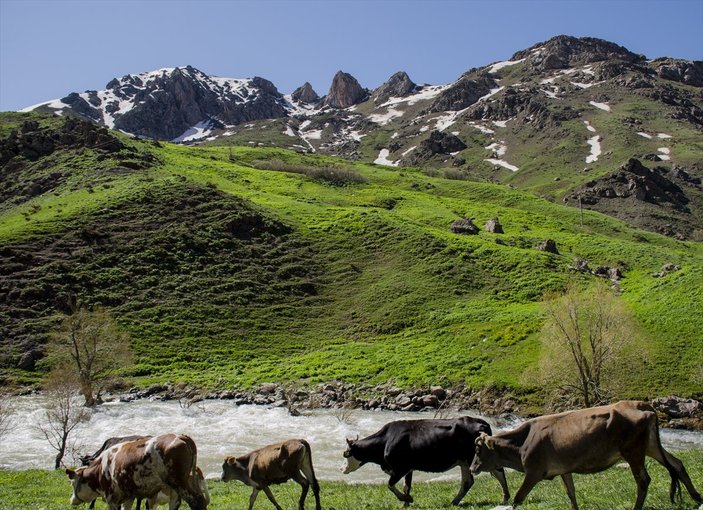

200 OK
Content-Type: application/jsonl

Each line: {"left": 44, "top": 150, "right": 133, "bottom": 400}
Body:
{"left": 1, "top": 113, "right": 701, "bottom": 406}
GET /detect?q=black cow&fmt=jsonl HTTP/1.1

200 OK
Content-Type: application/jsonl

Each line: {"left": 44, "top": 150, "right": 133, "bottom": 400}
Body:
{"left": 343, "top": 417, "right": 510, "bottom": 506}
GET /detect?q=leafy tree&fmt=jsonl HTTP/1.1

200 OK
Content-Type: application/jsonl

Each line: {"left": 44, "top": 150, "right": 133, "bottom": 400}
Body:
{"left": 49, "top": 306, "right": 133, "bottom": 407}
{"left": 539, "top": 281, "right": 642, "bottom": 409}
{"left": 39, "top": 369, "right": 89, "bottom": 469}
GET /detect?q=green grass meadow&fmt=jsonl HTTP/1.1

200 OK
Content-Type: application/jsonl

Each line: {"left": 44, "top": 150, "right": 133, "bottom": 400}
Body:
{"left": 2, "top": 450, "right": 701, "bottom": 509}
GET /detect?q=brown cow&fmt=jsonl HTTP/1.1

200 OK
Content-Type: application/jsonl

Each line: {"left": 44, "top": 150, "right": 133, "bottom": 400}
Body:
{"left": 221, "top": 439, "right": 321, "bottom": 510}
{"left": 470, "top": 400, "right": 702, "bottom": 510}
{"left": 66, "top": 433, "right": 207, "bottom": 510}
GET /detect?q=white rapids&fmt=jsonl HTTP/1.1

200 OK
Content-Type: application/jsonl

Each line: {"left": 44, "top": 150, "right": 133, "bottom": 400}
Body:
{"left": 1, "top": 396, "right": 701, "bottom": 484}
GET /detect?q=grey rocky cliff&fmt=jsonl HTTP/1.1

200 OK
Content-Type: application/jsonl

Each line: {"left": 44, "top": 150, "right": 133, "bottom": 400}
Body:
{"left": 372, "top": 71, "right": 417, "bottom": 105}
{"left": 322, "top": 71, "right": 368, "bottom": 109}
{"left": 428, "top": 74, "right": 497, "bottom": 113}
{"left": 651, "top": 58, "right": 703, "bottom": 87}
{"left": 513, "top": 35, "right": 645, "bottom": 71}
{"left": 291, "top": 82, "right": 320, "bottom": 104}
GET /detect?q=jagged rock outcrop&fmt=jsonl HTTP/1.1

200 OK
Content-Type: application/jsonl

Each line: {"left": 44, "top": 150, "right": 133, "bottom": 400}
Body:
{"left": 0, "top": 117, "right": 123, "bottom": 165}
{"left": 536, "top": 239, "right": 559, "bottom": 254}
{"left": 428, "top": 74, "right": 497, "bottom": 113}
{"left": 406, "top": 130, "right": 466, "bottom": 165}
{"left": 323, "top": 71, "right": 368, "bottom": 109}
{"left": 652, "top": 58, "right": 703, "bottom": 87}
{"left": 291, "top": 82, "right": 320, "bottom": 104}
{"left": 513, "top": 35, "right": 644, "bottom": 71}
{"left": 565, "top": 159, "right": 702, "bottom": 239}
{"left": 467, "top": 87, "right": 578, "bottom": 128}
{"left": 372, "top": 71, "right": 417, "bottom": 105}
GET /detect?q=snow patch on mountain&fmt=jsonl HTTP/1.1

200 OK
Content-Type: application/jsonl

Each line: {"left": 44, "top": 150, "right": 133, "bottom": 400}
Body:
{"left": 589, "top": 101, "right": 611, "bottom": 112}
{"left": 369, "top": 107, "right": 404, "bottom": 125}
{"left": 586, "top": 135, "right": 602, "bottom": 163}
{"left": 488, "top": 58, "right": 525, "bottom": 73}
{"left": 485, "top": 158, "right": 519, "bottom": 172}
{"left": 374, "top": 149, "right": 398, "bottom": 166}
{"left": 171, "top": 120, "right": 214, "bottom": 143}
{"left": 637, "top": 132, "right": 653, "bottom": 139}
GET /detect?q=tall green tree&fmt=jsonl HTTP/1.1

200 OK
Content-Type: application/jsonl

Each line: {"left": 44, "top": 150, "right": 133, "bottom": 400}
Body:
{"left": 539, "top": 281, "right": 642, "bottom": 409}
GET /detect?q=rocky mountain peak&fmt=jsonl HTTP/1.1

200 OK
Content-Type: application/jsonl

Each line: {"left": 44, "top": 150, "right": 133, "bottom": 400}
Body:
{"left": 372, "top": 71, "right": 417, "bottom": 105}
{"left": 323, "top": 71, "right": 367, "bottom": 109}
{"left": 513, "top": 35, "right": 645, "bottom": 71}
{"left": 291, "top": 82, "right": 320, "bottom": 103}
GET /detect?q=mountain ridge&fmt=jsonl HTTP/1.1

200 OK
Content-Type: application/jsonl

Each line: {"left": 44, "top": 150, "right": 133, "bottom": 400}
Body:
{"left": 15, "top": 35, "right": 703, "bottom": 241}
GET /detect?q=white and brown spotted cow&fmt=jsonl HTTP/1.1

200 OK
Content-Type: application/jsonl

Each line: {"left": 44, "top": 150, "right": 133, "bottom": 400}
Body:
{"left": 66, "top": 433, "right": 207, "bottom": 510}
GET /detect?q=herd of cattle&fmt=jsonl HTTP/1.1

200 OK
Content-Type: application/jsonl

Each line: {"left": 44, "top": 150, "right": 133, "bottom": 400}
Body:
{"left": 65, "top": 400, "right": 702, "bottom": 510}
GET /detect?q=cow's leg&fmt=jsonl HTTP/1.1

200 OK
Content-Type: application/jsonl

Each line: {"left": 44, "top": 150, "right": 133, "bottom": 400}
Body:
{"left": 625, "top": 458, "right": 650, "bottom": 510}
{"left": 512, "top": 472, "right": 542, "bottom": 507}
{"left": 491, "top": 467, "right": 510, "bottom": 504}
{"left": 560, "top": 473, "right": 579, "bottom": 510}
{"left": 292, "top": 470, "right": 310, "bottom": 510}
{"left": 451, "top": 465, "right": 474, "bottom": 506}
{"left": 248, "top": 488, "right": 260, "bottom": 510}
{"left": 648, "top": 444, "right": 702, "bottom": 504}
{"left": 387, "top": 471, "right": 413, "bottom": 505}
{"left": 403, "top": 471, "right": 413, "bottom": 500}
{"left": 262, "top": 486, "right": 285, "bottom": 510}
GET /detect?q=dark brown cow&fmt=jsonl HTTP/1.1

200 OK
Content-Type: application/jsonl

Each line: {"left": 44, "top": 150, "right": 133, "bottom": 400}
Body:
{"left": 66, "top": 433, "right": 208, "bottom": 510}
{"left": 221, "top": 439, "right": 321, "bottom": 510}
{"left": 470, "top": 400, "right": 702, "bottom": 510}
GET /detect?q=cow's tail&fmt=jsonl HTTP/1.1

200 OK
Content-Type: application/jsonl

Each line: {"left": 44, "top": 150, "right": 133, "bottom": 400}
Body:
{"left": 648, "top": 409, "right": 682, "bottom": 504}
{"left": 300, "top": 439, "right": 320, "bottom": 491}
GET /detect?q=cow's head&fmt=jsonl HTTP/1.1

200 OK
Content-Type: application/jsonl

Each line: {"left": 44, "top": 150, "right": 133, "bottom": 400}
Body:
{"left": 65, "top": 467, "right": 100, "bottom": 506}
{"left": 221, "top": 456, "right": 247, "bottom": 483}
{"left": 470, "top": 432, "right": 498, "bottom": 474}
{"left": 342, "top": 437, "right": 363, "bottom": 474}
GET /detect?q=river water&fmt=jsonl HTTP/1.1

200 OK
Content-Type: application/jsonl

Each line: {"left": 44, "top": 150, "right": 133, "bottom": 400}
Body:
{"left": 1, "top": 396, "right": 702, "bottom": 483}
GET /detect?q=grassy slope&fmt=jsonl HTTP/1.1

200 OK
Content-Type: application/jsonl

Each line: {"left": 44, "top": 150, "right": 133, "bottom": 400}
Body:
{"left": 1, "top": 114, "right": 701, "bottom": 403}
{"left": 3, "top": 450, "right": 702, "bottom": 509}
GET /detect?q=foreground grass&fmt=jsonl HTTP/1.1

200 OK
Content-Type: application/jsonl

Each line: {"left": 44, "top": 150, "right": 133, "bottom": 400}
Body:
{"left": 3, "top": 450, "right": 701, "bottom": 509}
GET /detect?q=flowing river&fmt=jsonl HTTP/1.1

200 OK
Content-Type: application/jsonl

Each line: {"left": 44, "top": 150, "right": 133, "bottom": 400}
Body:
{"left": 1, "top": 396, "right": 702, "bottom": 483}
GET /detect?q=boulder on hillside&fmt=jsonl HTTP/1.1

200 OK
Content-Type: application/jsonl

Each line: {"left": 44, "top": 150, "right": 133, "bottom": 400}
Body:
{"left": 450, "top": 218, "right": 480, "bottom": 235}
{"left": 484, "top": 217, "right": 504, "bottom": 233}
{"left": 323, "top": 71, "right": 368, "bottom": 109}
{"left": 536, "top": 239, "right": 559, "bottom": 254}
{"left": 372, "top": 71, "right": 417, "bottom": 105}
{"left": 291, "top": 82, "right": 320, "bottom": 104}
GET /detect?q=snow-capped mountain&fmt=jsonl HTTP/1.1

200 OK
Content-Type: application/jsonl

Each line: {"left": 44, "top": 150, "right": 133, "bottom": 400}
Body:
{"left": 18, "top": 35, "right": 703, "bottom": 238}
{"left": 21, "top": 65, "right": 290, "bottom": 141}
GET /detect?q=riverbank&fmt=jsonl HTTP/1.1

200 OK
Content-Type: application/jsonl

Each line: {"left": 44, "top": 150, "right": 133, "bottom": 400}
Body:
{"left": 3, "top": 449, "right": 702, "bottom": 510}
{"left": 121, "top": 381, "right": 703, "bottom": 431}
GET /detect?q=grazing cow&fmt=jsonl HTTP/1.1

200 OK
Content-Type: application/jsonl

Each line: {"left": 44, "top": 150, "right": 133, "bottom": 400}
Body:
{"left": 80, "top": 435, "right": 151, "bottom": 510}
{"left": 221, "top": 439, "right": 321, "bottom": 510}
{"left": 470, "top": 400, "right": 703, "bottom": 510}
{"left": 342, "top": 417, "right": 510, "bottom": 506}
{"left": 66, "top": 433, "right": 208, "bottom": 510}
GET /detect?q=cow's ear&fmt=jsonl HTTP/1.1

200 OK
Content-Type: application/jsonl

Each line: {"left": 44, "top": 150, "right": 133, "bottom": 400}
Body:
{"left": 226, "top": 456, "right": 237, "bottom": 465}
{"left": 484, "top": 436, "right": 495, "bottom": 450}
{"left": 66, "top": 468, "right": 76, "bottom": 479}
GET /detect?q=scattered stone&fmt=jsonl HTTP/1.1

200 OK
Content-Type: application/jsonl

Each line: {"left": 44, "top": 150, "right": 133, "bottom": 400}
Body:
{"left": 258, "top": 382, "right": 279, "bottom": 395}
{"left": 451, "top": 217, "right": 480, "bottom": 235}
{"left": 484, "top": 217, "right": 504, "bottom": 234}
{"left": 536, "top": 239, "right": 559, "bottom": 254}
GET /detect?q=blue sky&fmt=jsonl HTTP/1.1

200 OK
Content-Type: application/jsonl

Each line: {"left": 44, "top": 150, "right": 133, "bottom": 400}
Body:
{"left": 1, "top": 0, "right": 702, "bottom": 111}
